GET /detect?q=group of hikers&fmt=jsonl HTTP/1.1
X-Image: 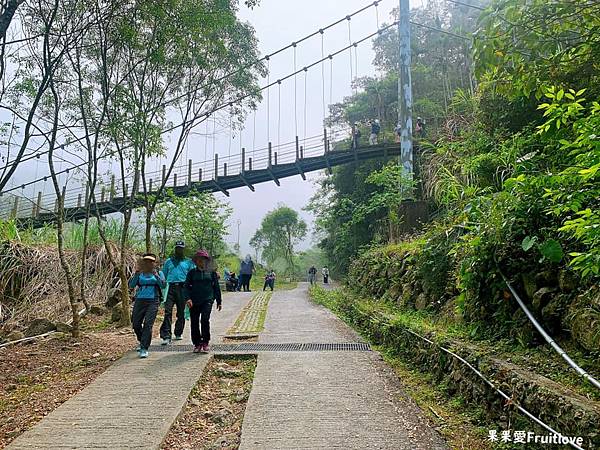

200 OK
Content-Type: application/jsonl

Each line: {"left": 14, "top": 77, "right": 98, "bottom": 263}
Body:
{"left": 308, "top": 265, "right": 330, "bottom": 285}
{"left": 351, "top": 117, "right": 426, "bottom": 149}
{"left": 128, "top": 242, "right": 283, "bottom": 359}
{"left": 128, "top": 241, "right": 221, "bottom": 359}
{"left": 223, "top": 256, "right": 276, "bottom": 292}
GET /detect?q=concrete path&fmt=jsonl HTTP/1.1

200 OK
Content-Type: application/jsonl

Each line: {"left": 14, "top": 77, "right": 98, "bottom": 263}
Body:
{"left": 7, "top": 292, "right": 253, "bottom": 450}
{"left": 240, "top": 284, "right": 447, "bottom": 450}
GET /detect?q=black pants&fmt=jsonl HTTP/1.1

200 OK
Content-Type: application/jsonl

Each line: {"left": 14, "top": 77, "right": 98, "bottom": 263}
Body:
{"left": 132, "top": 299, "right": 159, "bottom": 350}
{"left": 263, "top": 279, "right": 274, "bottom": 291}
{"left": 159, "top": 284, "right": 186, "bottom": 339}
{"left": 240, "top": 274, "right": 252, "bottom": 291}
{"left": 189, "top": 300, "right": 213, "bottom": 346}
{"left": 323, "top": 275, "right": 329, "bottom": 284}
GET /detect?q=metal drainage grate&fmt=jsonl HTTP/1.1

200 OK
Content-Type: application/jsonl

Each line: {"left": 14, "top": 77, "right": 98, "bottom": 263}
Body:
{"left": 148, "top": 342, "right": 371, "bottom": 353}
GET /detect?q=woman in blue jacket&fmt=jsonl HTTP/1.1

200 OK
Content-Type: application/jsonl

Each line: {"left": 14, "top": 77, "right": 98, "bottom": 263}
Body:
{"left": 128, "top": 253, "right": 166, "bottom": 358}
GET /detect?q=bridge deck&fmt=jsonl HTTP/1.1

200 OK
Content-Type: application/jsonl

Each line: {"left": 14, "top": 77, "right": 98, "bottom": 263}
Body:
{"left": 9, "top": 144, "right": 400, "bottom": 228}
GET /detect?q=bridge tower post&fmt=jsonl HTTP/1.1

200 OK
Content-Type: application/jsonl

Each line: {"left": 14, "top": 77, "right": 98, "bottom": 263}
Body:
{"left": 268, "top": 143, "right": 272, "bottom": 168}
{"left": 198, "top": 168, "right": 202, "bottom": 182}
{"left": 214, "top": 154, "right": 219, "bottom": 180}
{"left": 398, "top": 0, "right": 414, "bottom": 177}
{"left": 295, "top": 137, "right": 300, "bottom": 161}
{"left": 241, "top": 148, "right": 246, "bottom": 172}
{"left": 249, "top": 157, "right": 253, "bottom": 171}
{"left": 10, "top": 196, "right": 19, "bottom": 218}
{"left": 188, "top": 160, "right": 193, "bottom": 187}
{"left": 173, "top": 173, "right": 177, "bottom": 187}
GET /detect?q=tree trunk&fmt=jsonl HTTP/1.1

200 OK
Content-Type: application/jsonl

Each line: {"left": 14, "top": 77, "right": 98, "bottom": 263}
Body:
{"left": 145, "top": 206, "right": 153, "bottom": 253}
{"left": 79, "top": 214, "right": 91, "bottom": 312}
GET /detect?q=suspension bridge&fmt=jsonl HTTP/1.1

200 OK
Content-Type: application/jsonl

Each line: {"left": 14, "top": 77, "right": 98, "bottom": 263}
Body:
{"left": 0, "top": 0, "right": 422, "bottom": 228}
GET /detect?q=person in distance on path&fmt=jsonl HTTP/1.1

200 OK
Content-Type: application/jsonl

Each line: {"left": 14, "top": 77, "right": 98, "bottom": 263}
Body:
{"left": 263, "top": 269, "right": 276, "bottom": 291}
{"left": 238, "top": 254, "right": 255, "bottom": 292}
{"left": 184, "top": 249, "right": 222, "bottom": 353}
{"left": 159, "top": 241, "right": 195, "bottom": 345}
{"left": 322, "top": 266, "right": 330, "bottom": 284}
{"left": 129, "top": 253, "right": 166, "bottom": 358}
{"left": 308, "top": 266, "right": 317, "bottom": 285}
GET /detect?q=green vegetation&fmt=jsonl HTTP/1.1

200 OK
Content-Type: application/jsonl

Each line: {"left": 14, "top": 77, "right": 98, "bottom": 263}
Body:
{"left": 151, "top": 190, "right": 231, "bottom": 259}
{"left": 250, "top": 205, "right": 307, "bottom": 276}
{"left": 310, "top": 286, "right": 600, "bottom": 447}
{"left": 310, "top": 0, "right": 600, "bottom": 356}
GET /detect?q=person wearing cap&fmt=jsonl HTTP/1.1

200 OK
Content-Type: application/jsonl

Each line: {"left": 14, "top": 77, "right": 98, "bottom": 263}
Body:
{"left": 159, "top": 241, "right": 195, "bottom": 345}
{"left": 184, "top": 249, "right": 222, "bottom": 353}
{"left": 128, "top": 253, "right": 166, "bottom": 358}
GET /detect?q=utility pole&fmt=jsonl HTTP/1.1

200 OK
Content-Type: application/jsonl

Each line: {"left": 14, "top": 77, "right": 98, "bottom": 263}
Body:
{"left": 398, "top": 0, "right": 413, "bottom": 176}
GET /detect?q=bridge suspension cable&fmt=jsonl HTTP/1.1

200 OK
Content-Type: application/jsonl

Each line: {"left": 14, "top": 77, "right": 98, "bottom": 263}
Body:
{"left": 0, "top": 0, "right": 388, "bottom": 179}
{"left": 3, "top": 18, "right": 402, "bottom": 196}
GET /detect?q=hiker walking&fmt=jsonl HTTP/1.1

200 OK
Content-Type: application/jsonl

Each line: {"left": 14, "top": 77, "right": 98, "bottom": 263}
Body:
{"left": 239, "top": 254, "right": 255, "bottom": 292}
{"left": 184, "top": 249, "right": 222, "bottom": 353}
{"left": 351, "top": 122, "right": 361, "bottom": 149}
{"left": 322, "top": 266, "right": 330, "bottom": 284}
{"left": 308, "top": 266, "right": 317, "bottom": 285}
{"left": 159, "top": 241, "right": 195, "bottom": 345}
{"left": 263, "top": 269, "right": 276, "bottom": 291}
{"left": 369, "top": 119, "right": 381, "bottom": 145}
{"left": 129, "top": 253, "right": 166, "bottom": 358}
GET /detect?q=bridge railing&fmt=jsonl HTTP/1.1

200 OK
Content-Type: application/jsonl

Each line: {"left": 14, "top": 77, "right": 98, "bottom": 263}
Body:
{"left": 0, "top": 128, "right": 358, "bottom": 221}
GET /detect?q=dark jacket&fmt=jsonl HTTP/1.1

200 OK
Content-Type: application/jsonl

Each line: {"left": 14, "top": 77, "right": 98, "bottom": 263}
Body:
{"left": 184, "top": 268, "right": 222, "bottom": 306}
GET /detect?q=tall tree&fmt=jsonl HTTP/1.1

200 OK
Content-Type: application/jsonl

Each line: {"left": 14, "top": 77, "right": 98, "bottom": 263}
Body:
{"left": 251, "top": 206, "right": 307, "bottom": 274}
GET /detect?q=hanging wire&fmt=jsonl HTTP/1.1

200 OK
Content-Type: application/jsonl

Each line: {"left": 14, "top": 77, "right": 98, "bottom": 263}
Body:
{"left": 354, "top": 43, "right": 359, "bottom": 82}
{"left": 320, "top": 31, "right": 326, "bottom": 125}
{"left": 375, "top": 0, "right": 380, "bottom": 29}
{"left": 348, "top": 17, "right": 355, "bottom": 94}
{"left": 266, "top": 57, "right": 271, "bottom": 143}
{"left": 303, "top": 69, "right": 308, "bottom": 148}
{"left": 252, "top": 109, "right": 257, "bottom": 158}
{"left": 293, "top": 44, "right": 298, "bottom": 138}
{"left": 204, "top": 119, "right": 209, "bottom": 161}
{"left": 228, "top": 110, "right": 233, "bottom": 158}
{"left": 277, "top": 81, "right": 282, "bottom": 149}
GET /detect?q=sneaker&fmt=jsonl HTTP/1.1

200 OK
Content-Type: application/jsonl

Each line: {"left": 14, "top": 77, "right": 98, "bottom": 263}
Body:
{"left": 193, "top": 345, "right": 203, "bottom": 353}
{"left": 174, "top": 336, "right": 183, "bottom": 341}
{"left": 201, "top": 343, "right": 210, "bottom": 353}
{"left": 161, "top": 338, "right": 171, "bottom": 346}
{"left": 135, "top": 342, "right": 141, "bottom": 352}
{"left": 139, "top": 349, "right": 149, "bottom": 358}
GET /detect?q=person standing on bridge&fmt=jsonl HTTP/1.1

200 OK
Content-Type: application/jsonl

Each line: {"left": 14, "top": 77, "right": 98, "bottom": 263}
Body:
{"left": 129, "top": 253, "right": 166, "bottom": 358}
{"left": 185, "top": 249, "right": 222, "bottom": 353}
{"left": 159, "top": 241, "right": 195, "bottom": 345}
{"left": 239, "top": 254, "right": 255, "bottom": 292}
{"left": 369, "top": 119, "right": 381, "bottom": 145}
